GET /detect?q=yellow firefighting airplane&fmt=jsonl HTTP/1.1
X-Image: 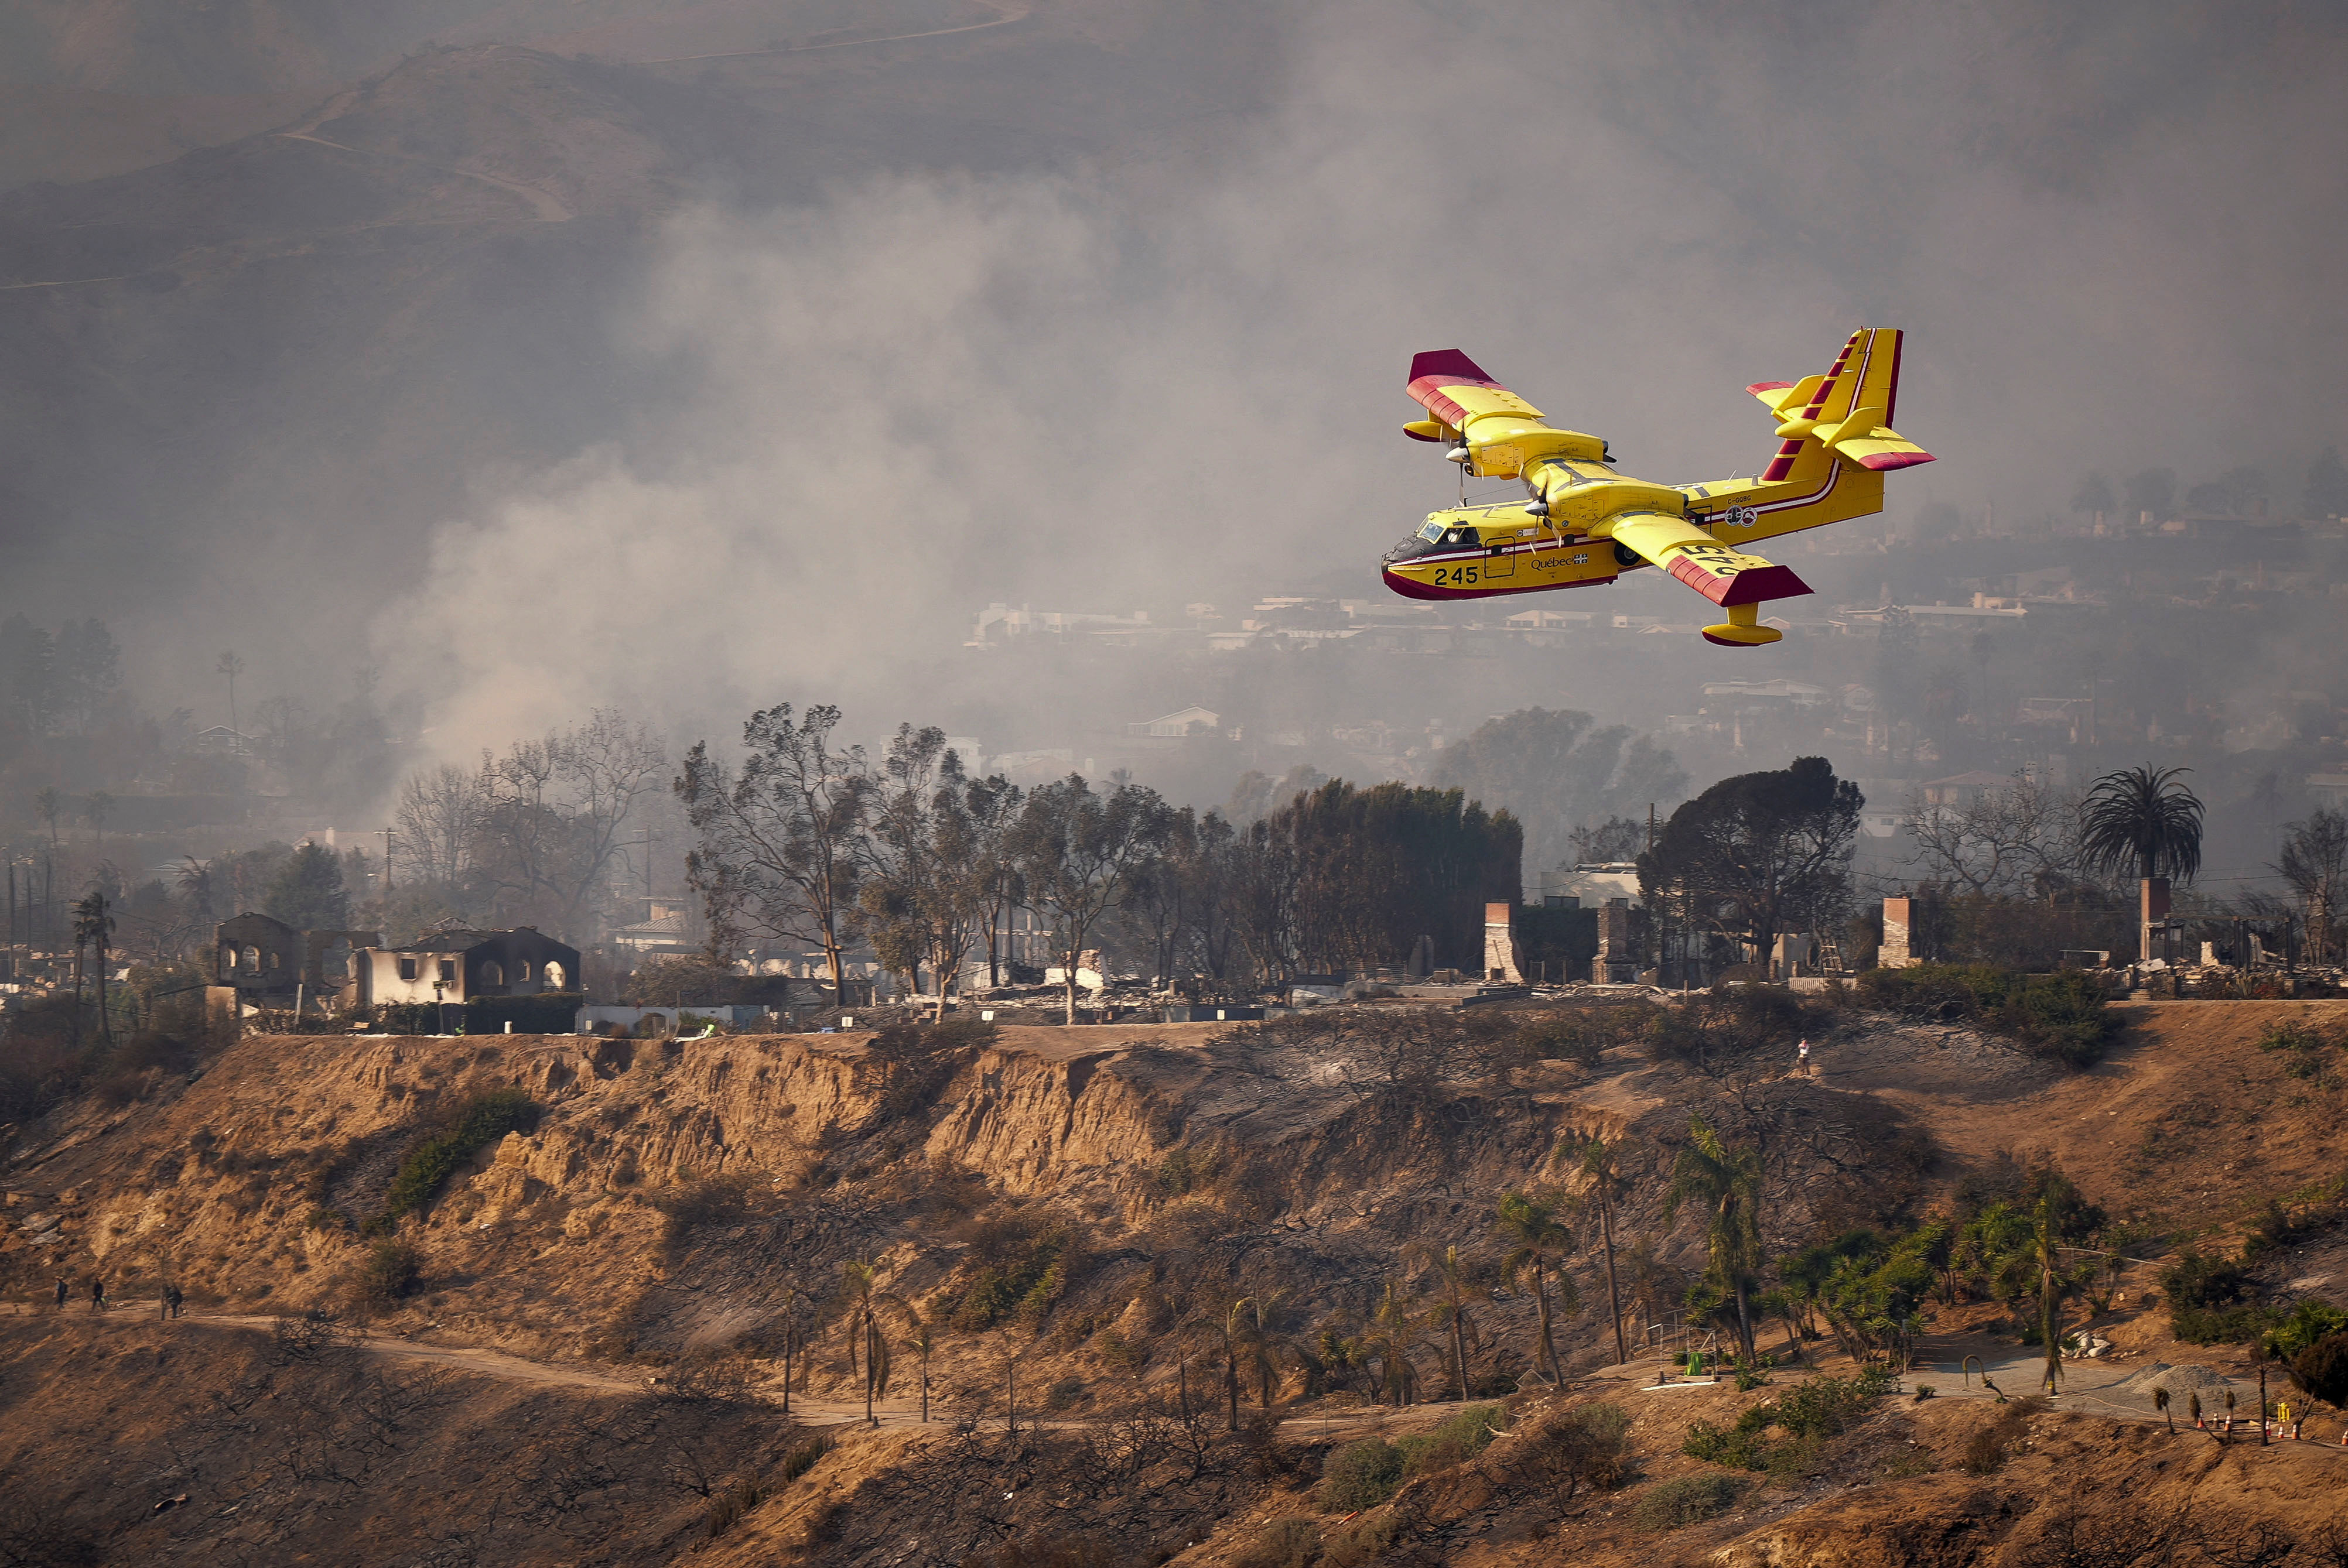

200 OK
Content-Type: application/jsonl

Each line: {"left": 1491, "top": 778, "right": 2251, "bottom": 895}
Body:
{"left": 1380, "top": 327, "right": 1933, "bottom": 646}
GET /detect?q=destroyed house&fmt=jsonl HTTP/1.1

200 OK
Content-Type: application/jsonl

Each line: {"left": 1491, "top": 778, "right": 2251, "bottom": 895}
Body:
{"left": 357, "top": 927, "right": 579, "bottom": 1006}
{"left": 215, "top": 912, "right": 299, "bottom": 997}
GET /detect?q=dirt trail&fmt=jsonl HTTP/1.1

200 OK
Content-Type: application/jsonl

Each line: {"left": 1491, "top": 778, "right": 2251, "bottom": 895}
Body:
{"left": 642, "top": 3, "right": 1031, "bottom": 65}
{"left": 271, "top": 130, "right": 572, "bottom": 220}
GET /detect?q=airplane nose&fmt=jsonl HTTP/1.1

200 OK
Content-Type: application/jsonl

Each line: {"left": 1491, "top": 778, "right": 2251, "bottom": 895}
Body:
{"left": 1382, "top": 565, "right": 1447, "bottom": 601}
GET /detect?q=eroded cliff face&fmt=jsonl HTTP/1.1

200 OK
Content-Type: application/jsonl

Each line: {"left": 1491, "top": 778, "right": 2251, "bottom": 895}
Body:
{"left": 2, "top": 1024, "right": 1640, "bottom": 1365}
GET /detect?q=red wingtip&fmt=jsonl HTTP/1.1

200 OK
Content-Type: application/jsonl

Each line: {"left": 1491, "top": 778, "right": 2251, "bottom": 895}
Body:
{"left": 1855, "top": 450, "right": 1936, "bottom": 471}
{"left": 1745, "top": 381, "right": 1795, "bottom": 395}
{"left": 1669, "top": 556, "right": 1814, "bottom": 607}
{"left": 1407, "top": 349, "right": 1493, "bottom": 386}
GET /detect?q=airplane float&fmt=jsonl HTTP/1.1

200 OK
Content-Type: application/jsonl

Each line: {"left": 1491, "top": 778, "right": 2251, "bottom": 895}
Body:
{"left": 1381, "top": 327, "right": 1933, "bottom": 646}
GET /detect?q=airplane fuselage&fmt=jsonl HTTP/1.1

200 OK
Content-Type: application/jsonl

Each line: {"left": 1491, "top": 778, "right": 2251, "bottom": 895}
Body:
{"left": 1381, "top": 458, "right": 1885, "bottom": 602}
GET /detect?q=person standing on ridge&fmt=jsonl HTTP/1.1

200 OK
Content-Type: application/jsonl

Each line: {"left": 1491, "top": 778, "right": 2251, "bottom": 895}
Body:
{"left": 88, "top": 1276, "right": 107, "bottom": 1312}
{"left": 54, "top": 1276, "right": 69, "bottom": 1311}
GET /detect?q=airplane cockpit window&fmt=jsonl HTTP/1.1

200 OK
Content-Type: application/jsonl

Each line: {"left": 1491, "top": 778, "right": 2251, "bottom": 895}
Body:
{"left": 1383, "top": 522, "right": 1481, "bottom": 564}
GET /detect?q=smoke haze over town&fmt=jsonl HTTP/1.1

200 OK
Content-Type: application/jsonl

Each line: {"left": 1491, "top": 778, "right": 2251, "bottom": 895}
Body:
{"left": 4, "top": 0, "right": 2347, "bottom": 892}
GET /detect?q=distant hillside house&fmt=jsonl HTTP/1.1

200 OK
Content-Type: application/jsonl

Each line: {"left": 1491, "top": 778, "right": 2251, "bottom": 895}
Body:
{"left": 1127, "top": 705, "right": 1219, "bottom": 738}
{"left": 357, "top": 927, "right": 580, "bottom": 1006}
{"left": 610, "top": 900, "right": 692, "bottom": 955}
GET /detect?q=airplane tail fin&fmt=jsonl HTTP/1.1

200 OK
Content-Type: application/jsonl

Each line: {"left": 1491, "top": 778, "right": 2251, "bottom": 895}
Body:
{"left": 1747, "top": 327, "right": 1933, "bottom": 481}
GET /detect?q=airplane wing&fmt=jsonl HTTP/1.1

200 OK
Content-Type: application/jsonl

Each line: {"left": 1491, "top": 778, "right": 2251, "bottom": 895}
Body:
{"left": 1401, "top": 350, "right": 1605, "bottom": 469}
{"left": 1604, "top": 511, "right": 1810, "bottom": 646}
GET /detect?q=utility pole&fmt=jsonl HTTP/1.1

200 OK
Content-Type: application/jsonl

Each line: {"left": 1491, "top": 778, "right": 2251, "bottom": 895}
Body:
{"left": 378, "top": 827, "right": 396, "bottom": 891}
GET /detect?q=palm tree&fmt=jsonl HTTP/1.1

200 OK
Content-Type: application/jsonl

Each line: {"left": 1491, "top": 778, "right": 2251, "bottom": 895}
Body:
{"left": 2033, "top": 1194, "right": 2074, "bottom": 1396}
{"left": 839, "top": 1259, "right": 895, "bottom": 1426}
{"left": 1412, "top": 1244, "right": 1490, "bottom": 1401}
{"left": 912, "top": 1321, "right": 935, "bottom": 1423}
{"left": 1662, "top": 1117, "right": 1764, "bottom": 1362}
{"left": 1228, "top": 1292, "right": 1296, "bottom": 1412}
{"left": 2155, "top": 1386, "right": 2172, "bottom": 1431}
{"left": 2079, "top": 765, "right": 2204, "bottom": 885}
{"left": 1359, "top": 1281, "right": 1426, "bottom": 1406}
{"left": 1314, "top": 1317, "right": 1371, "bottom": 1402}
{"left": 1495, "top": 1192, "right": 1577, "bottom": 1382}
{"left": 1572, "top": 1135, "right": 1631, "bottom": 1364}
{"left": 84, "top": 792, "right": 112, "bottom": 859}
{"left": 73, "top": 891, "right": 115, "bottom": 1048}
{"left": 1217, "top": 1299, "right": 1248, "bottom": 1430}
{"left": 35, "top": 786, "right": 61, "bottom": 852}
{"left": 775, "top": 1287, "right": 816, "bottom": 1418}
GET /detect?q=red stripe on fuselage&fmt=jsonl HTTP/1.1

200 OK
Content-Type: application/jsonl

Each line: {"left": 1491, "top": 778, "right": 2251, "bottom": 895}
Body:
{"left": 1383, "top": 567, "right": 1618, "bottom": 601}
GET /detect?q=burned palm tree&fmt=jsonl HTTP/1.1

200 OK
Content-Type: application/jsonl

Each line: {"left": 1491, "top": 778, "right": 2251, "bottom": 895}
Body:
{"left": 839, "top": 1258, "right": 898, "bottom": 1426}
{"left": 72, "top": 891, "right": 115, "bottom": 1047}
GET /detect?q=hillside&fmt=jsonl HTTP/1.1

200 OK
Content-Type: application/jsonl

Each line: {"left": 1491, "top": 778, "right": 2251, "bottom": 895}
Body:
{"left": 2, "top": 997, "right": 2344, "bottom": 1563}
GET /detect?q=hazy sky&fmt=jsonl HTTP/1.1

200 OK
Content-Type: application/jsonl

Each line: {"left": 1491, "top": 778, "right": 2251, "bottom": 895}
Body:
{"left": 379, "top": 0, "right": 2348, "bottom": 760}
{"left": 5, "top": 0, "right": 2343, "bottom": 779}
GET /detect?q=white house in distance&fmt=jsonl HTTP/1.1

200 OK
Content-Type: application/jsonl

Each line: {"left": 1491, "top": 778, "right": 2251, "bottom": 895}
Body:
{"left": 357, "top": 927, "right": 581, "bottom": 1006}
{"left": 1126, "top": 705, "right": 1219, "bottom": 738}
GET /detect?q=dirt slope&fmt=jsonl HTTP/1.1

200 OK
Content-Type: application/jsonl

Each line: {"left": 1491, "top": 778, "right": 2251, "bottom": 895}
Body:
{"left": 2, "top": 998, "right": 2343, "bottom": 1564}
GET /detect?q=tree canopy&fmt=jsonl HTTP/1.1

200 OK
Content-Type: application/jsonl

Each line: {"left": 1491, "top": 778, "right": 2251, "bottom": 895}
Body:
{"left": 1638, "top": 756, "right": 1861, "bottom": 964}
{"left": 1429, "top": 707, "right": 1684, "bottom": 879}
{"left": 264, "top": 841, "right": 351, "bottom": 931}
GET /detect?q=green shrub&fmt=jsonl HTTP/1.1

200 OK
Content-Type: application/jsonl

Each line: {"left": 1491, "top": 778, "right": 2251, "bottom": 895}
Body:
{"left": 2294, "top": 1332, "right": 2348, "bottom": 1410}
{"left": 354, "top": 1241, "right": 421, "bottom": 1305}
{"left": 2259, "top": 1298, "right": 2348, "bottom": 1362}
{"left": 2257, "top": 1019, "right": 2337, "bottom": 1079}
{"left": 2161, "top": 1247, "right": 2270, "bottom": 1343}
{"left": 1318, "top": 1438, "right": 1407, "bottom": 1512}
{"left": 1318, "top": 1512, "right": 1399, "bottom": 1568}
{"left": 1682, "top": 1402, "right": 1776, "bottom": 1471}
{"left": 1518, "top": 1402, "right": 1633, "bottom": 1498}
{"left": 1860, "top": 964, "right": 2117, "bottom": 1067}
{"left": 1236, "top": 1518, "right": 1322, "bottom": 1568}
{"left": 1044, "top": 1377, "right": 1089, "bottom": 1411}
{"left": 380, "top": 1088, "right": 537, "bottom": 1221}
{"left": 1393, "top": 1403, "right": 1506, "bottom": 1478}
{"left": 948, "top": 1211, "right": 1081, "bottom": 1330}
{"left": 1633, "top": 1472, "right": 1747, "bottom": 1531}
{"left": 1773, "top": 1368, "right": 1894, "bottom": 1437}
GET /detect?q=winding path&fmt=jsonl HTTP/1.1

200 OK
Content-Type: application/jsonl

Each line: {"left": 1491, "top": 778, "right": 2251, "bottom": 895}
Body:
{"left": 641, "top": 3, "right": 1029, "bottom": 66}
